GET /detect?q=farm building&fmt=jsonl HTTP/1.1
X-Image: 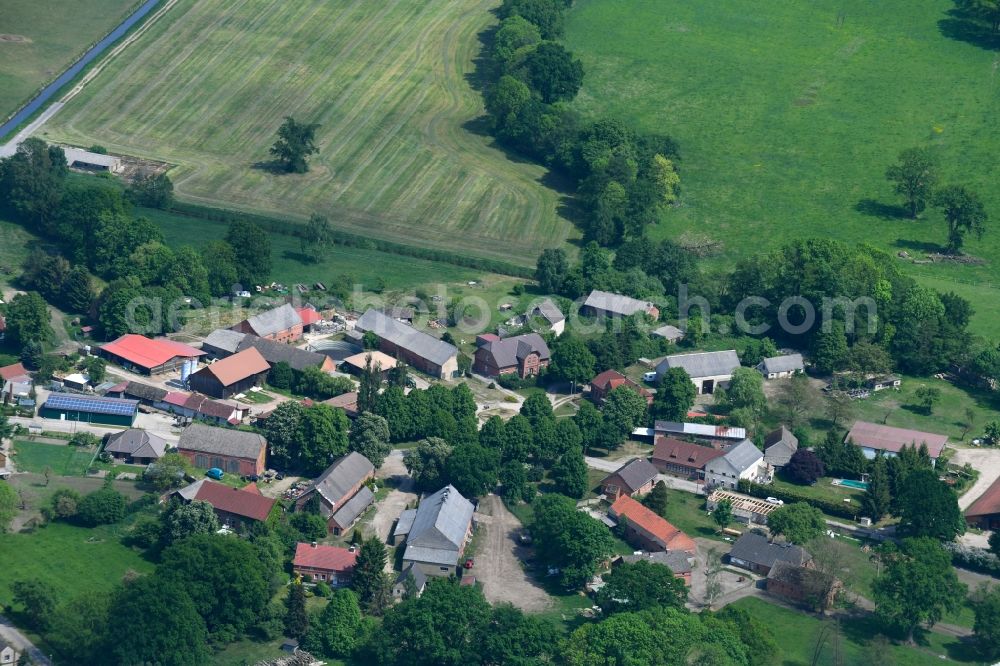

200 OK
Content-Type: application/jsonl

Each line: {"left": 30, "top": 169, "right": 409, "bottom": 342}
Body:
{"left": 200, "top": 329, "right": 247, "bottom": 358}
{"left": 105, "top": 380, "right": 167, "bottom": 406}
{"left": 704, "top": 439, "right": 770, "bottom": 490}
{"left": 866, "top": 376, "right": 901, "bottom": 391}
{"left": 615, "top": 551, "right": 694, "bottom": 586}
{"left": 177, "top": 423, "right": 266, "bottom": 476}
{"left": 608, "top": 494, "right": 696, "bottom": 554}
{"left": 341, "top": 350, "right": 397, "bottom": 377}
{"left": 295, "top": 452, "right": 375, "bottom": 534}
{"left": 296, "top": 306, "right": 323, "bottom": 331}
{"left": 99, "top": 334, "right": 204, "bottom": 375}
{"left": 0, "top": 362, "right": 29, "bottom": 383}
{"left": 965, "top": 476, "right": 1000, "bottom": 530}
{"left": 188, "top": 347, "right": 270, "bottom": 399}
{"left": 400, "top": 485, "right": 474, "bottom": 578}
{"left": 757, "top": 354, "right": 804, "bottom": 379}
{"left": 232, "top": 303, "right": 304, "bottom": 342}
{"left": 237, "top": 335, "right": 335, "bottom": 372}
{"left": 292, "top": 542, "right": 358, "bottom": 587}
{"left": 160, "top": 392, "right": 246, "bottom": 426}
{"left": 528, "top": 298, "right": 565, "bottom": 336}
{"left": 63, "top": 147, "right": 123, "bottom": 173}
{"left": 727, "top": 532, "right": 811, "bottom": 576}
{"left": 653, "top": 420, "right": 747, "bottom": 444}
{"left": 763, "top": 426, "right": 798, "bottom": 468}
{"left": 846, "top": 421, "right": 947, "bottom": 462}
{"left": 651, "top": 324, "right": 684, "bottom": 343}
{"left": 323, "top": 392, "right": 360, "bottom": 418}
{"left": 104, "top": 428, "right": 167, "bottom": 464}
{"left": 473, "top": 332, "right": 550, "bottom": 378}
{"left": 651, "top": 437, "right": 726, "bottom": 480}
{"left": 656, "top": 350, "right": 740, "bottom": 394}
{"left": 600, "top": 458, "right": 659, "bottom": 500}
{"left": 589, "top": 369, "right": 653, "bottom": 406}
{"left": 582, "top": 290, "right": 659, "bottom": 320}
{"left": 706, "top": 489, "right": 779, "bottom": 525}
{"left": 39, "top": 393, "right": 137, "bottom": 426}
{"left": 174, "top": 480, "right": 276, "bottom": 529}
{"left": 356, "top": 309, "right": 458, "bottom": 379}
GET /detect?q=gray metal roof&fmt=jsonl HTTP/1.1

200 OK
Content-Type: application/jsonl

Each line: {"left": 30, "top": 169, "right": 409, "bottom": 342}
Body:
{"left": 583, "top": 290, "right": 654, "bottom": 317}
{"left": 309, "top": 452, "right": 375, "bottom": 507}
{"left": 178, "top": 423, "right": 266, "bottom": 459}
{"left": 713, "top": 439, "right": 764, "bottom": 474}
{"left": 64, "top": 147, "right": 120, "bottom": 168}
{"left": 104, "top": 428, "right": 167, "bottom": 459}
{"left": 621, "top": 551, "right": 693, "bottom": 574}
{"left": 760, "top": 354, "right": 804, "bottom": 375}
{"left": 607, "top": 458, "right": 658, "bottom": 493}
{"left": 395, "top": 562, "right": 428, "bottom": 589}
{"left": 728, "top": 532, "right": 811, "bottom": 569}
{"left": 356, "top": 309, "right": 458, "bottom": 366}
{"left": 236, "top": 336, "right": 328, "bottom": 371}
{"left": 244, "top": 304, "right": 302, "bottom": 338}
{"left": 175, "top": 480, "right": 206, "bottom": 501}
{"left": 403, "top": 545, "right": 462, "bottom": 567}
{"left": 657, "top": 350, "right": 740, "bottom": 379}
{"left": 477, "top": 333, "right": 550, "bottom": 369}
{"left": 394, "top": 508, "right": 417, "bottom": 539}
{"left": 406, "top": 485, "right": 473, "bottom": 555}
{"left": 203, "top": 329, "right": 246, "bottom": 354}
{"left": 652, "top": 324, "right": 684, "bottom": 341}
{"left": 331, "top": 485, "right": 374, "bottom": 527}
{"left": 531, "top": 299, "right": 564, "bottom": 325}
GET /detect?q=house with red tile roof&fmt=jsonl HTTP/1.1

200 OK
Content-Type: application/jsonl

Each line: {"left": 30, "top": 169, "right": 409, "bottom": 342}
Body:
{"left": 99, "top": 334, "right": 204, "bottom": 375}
{"left": 589, "top": 369, "right": 653, "bottom": 406}
{"left": 162, "top": 392, "right": 246, "bottom": 426}
{"left": 608, "top": 495, "right": 696, "bottom": 554}
{"left": 292, "top": 542, "right": 359, "bottom": 587}
{"left": 0, "top": 362, "right": 29, "bottom": 383}
{"left": 173, "top": 479, "right": 277, "bottom": 528}
{"left": 188, "top": 347, "right": 270, "bottom": 399}
{"left": 965, "top": 476, "right": 1000, "bottom": 530}
{"left": 651, "top": 436, "right": 727, "bottom": 480}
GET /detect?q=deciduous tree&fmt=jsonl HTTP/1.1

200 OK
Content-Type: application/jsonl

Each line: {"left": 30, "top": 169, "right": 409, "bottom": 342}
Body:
{"left": 885, "top": 147, "right": 937, "bottom": 218}
{"left": 784, "top": 449, "right": 825, "bottom": 485}
{"left": 270, "top": 116, "right": 320, "bottom": 173}
{"left": 531, "top": 493, "right": 615, "bottom": 589}
{"left": 642, "top": 480, "right": 669, "bottom": 516}
{"left": 403, "top": 437, "right": 453, "bottom": 491}
{"left": 225, "top": 219, "right": 272, "bottom": 287}
{"left": 596, "top": 560, "right": 687, "bottom": 613}
{"left": 972, "top": 583, "right": 1000, "bottom": 659}
{"left": 349, "top": 412, "right": 391, "bottom": 468}
{"left": 652, "top": 367, "right": 696, "bottom": 421}
{"left": 766, "top": 502, "right": 826, "bottom": 544}
{"left": 933, "top": 184, "right": 987, "bottom": 254}
{"left": 11, "top": 579, "right": 57, "bottom": 629}
{"left": 162, "top": 499, "right": 220, "bottom": 546}
{"left": 551, "top": 446, "right": 588, "bottom": 498}
{"left": 303, "top": 588, "right": 364, "bottom": 658}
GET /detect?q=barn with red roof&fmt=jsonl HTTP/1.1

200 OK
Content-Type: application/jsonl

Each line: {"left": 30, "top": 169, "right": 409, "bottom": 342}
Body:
{"left": 965, "top": 477, "right": 1000, "bottom": 530}
{"left": 292, "top": 542, "right": 359, "bottom": 587}
{"left": 99, "top": 334, "right": 204, "bottom": 375}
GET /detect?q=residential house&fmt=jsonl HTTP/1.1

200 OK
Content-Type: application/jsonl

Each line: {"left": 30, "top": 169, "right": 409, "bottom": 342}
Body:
{"left": 528, "top": 299, "right": 565, "bottom": 336}
{"left": 98, "top": 334, "right": 204, "bottom": 375}
{"left": 161, "top": 392, "right": 246, "bottom": 426}
{"left": 2, "top": 378, "right": 31, "bottom": 404}
{"left": 763, "top": 426, "right": 799, "bottom": 468}
{"left": 173, "top": 480, "right": 276, "bottom": 529}
{"left": 0, "top": 362, "right": 29, "bottom": 384}
{"left": 0, "top": 639, "right": 19, "bottom": 665}
{"left": 757, "top": 354, "right": 804, "bottom": 379}
{"left": 727, "top": 532, "right": 811, "bottom": 575}
{"left": 704, "top": 439, "right": 769, "bottom": 490}
{"left": 846, "top": 421, "right": 947, "bottom": 463}
{"left": 653, "top": 420, "right": 747, "bottom": 445}
{"left": 615, "top": 551, "right": 694, "bottom": 586}
{"left": 706, "top": 489, "right": 780, "bottom": 525}
{"left": 655, "top": 350, "right": 740, "bottom": 395}
{"left": 400, "top": 485, "right": 475, "bottom": 577}
{"left": 104, "top": 428, "right": 168, "bottom": 464}
{"left": 341, "top": 350, "right": 397, "bottom": 377}
{"left": 323, "top": 392, "right": 360, "bottom": 419}
{"left": 600, "top": 458, "right": 659, "bottom": 500}
{"left": 651, "top": 437, "right": 726, "bottom": 480}
{"left": 292, "top": 542, "right": 358, "bottom": 587}
{"left": 582, "top": 290, "right": 659, "bottom": 320}
{"left": 965, "top": 476, "right": 1000, "bottom": 530}
{"left": 233, "top": 303, "right": 304, "bottom": 343}
{"left": 608, "top": 495, "right": 696, "bottom": 554}
{"left": 393, "top": 562, "right": 428, "bottom": 600}
{"left": 295, "top": 452, "right": 375, "bottom": 534}
{"left": 651, "top": 324, "right": 684, "bottom": 343}
{"left": 177, "top": 423, "right": 267, "bottom": 476}
{"left": 473, "top": 333, "right": 550, "bottom": 379}
{"left": 589, "top": 370, "right": 653, "bottom": 406}
{"left": 188, "top": 347, "right": 270, "bottom": 399}
{"left": 356, "top": 309, "right": 459, "bottom": 379}
{"left": 39, "top": 393, "right": 137, "bottom": 426}
{"left": 767, "top": 561, "right": 840, "bottom": 610}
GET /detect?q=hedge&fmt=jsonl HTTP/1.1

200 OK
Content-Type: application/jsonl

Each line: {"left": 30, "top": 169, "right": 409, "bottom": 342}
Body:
{"left": 944, "top": 542, "right": 1000, "bottom": 577}
{"left": 167, "top": 201, "right": 535, "bottom": 279}
{"left": 737, "top": 479, "right": 861, "bottom": 521}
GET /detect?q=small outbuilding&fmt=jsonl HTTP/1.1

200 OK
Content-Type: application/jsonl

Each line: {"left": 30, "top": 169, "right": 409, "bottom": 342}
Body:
{"left": 104, "top": 428, "right": 168, "bottom": 464}
{"left": 757, "top": 354, "right": 804, "bottom": 379}
{"left": 763, "top": 426, "right": 799, "bottom": 468}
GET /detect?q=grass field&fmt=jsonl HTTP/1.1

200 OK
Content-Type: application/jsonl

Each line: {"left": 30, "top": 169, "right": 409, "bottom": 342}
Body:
{"left": 564, "top": 0, "right": 1000, "bottom": 333}
{"left": 42, "top": 0, "right": 571, "bottom": 266}
{"left": 0, "top": 0, "right": 137, "bottom": 121}
{"left": 12, "top": 440, "right": 97, "bottom": 476}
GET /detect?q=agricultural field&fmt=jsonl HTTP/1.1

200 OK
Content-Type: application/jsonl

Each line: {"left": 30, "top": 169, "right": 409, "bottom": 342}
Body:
{"left": 41, "top": 0, "right": 571, "bottom": 266}
{"left": 564, "top": 0, "right": 1000, "bottom": 332}
{"left": 0, "top": 0, "right": 137, "bottom": 122}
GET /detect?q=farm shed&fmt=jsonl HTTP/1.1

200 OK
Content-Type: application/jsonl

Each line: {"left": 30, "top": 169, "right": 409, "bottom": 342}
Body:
{"left": 99, "top": 334, "right": 204, "bottom": 375}
{"left": 188, "top": 347, "right": 270, "bottom": 399}
{"left": 40, "top": 393, "right": 138, "bottom": 426}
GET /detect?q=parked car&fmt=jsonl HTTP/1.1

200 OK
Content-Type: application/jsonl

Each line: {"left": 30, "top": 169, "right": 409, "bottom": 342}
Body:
{"left": 206, "top": 468, "right": 225, "bottom": 480}
{"left": 765, "top": 497, "right": 783, "bottom": 505}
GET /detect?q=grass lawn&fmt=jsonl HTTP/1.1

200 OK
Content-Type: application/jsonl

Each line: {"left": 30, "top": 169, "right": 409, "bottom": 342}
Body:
{"left": 236, "top": 388, "right": 274, "bottom": 405}
{"left": 42, "top": 0, "right": 572, "bottom": 267}
{"left": 771, "top": 474, "right": 866, "bottom": 505}
{"left": 565, "top": 0, "right": 1000, "bottom": 337}
{"left": 729, "top": 597, "right": 977, "bottom": 665}
{"left": 0, "top": 520, "right": 154, "bottom": 608}
{"left": 661, "top": 487, "right": 724, "bottom": 542}
{"left": 12, "top": 440, "right": 97, "bottom": 476}
{"left": 0, "top": 0, "right": 137, "bottom": 121}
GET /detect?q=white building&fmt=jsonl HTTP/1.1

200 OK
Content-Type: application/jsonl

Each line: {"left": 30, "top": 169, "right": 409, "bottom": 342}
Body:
{"left": 656, "top": 350, "right": 740, "bottom": 394}
{"left": 757, "top": 354, "right": 804, "bottom": 379}
{"left": 704, "top": 439, "right": 770, "bottom": 490}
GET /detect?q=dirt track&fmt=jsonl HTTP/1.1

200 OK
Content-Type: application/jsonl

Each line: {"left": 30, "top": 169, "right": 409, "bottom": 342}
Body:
{"left": 370, "top": 450, "right": 417, "bottom": 543}
{"left": 473, "top": 495, "right": 552, "bottom": 612}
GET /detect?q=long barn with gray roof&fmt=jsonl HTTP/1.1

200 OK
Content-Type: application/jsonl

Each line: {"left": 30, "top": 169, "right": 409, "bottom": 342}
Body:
{"left": 401, "top": 485, "right": 474, "bottom": 577}
{"left": 355, "top": 309, "right": 458, "bottom": 379}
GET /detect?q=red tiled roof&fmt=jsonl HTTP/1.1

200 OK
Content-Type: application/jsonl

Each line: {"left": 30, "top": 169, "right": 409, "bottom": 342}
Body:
{"left": 293, "top": 542, "right": 358, "bottom": 573}
{"left": 164, "top": 391, "right": 240, "bottom": 421}
{"left": 609, "top": 495, "right": 696, "bottom": 554}
{"left": 966, "top": 477, "right": 1000, "bottom": 518}
{"left": 846, "top": 421, "right": 948, "bottom": 458}
{"left": 101, "top": 334, "right": 203, "bottom": 370}
{"left": 652, "top": 436, "right": 726, "bottom": 469}
{"left": 0, "top": 362, "right": 28, "bottom": 381}
{"left": 590, "top": 370, "right": 652, "bottom": 396}
{"left": 195, "top": 480, "right": 275, "bottom": 521}
{"left": 196, "top": 347, "right": 270, "bottom": 386}
{"left": 296, "top": 308, "right": 322, "bottom": 326}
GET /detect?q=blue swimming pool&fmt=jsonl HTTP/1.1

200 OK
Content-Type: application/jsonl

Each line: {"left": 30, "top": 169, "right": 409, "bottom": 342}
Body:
{"left": 833, "top": 479, "right": 869, "bottom": 490}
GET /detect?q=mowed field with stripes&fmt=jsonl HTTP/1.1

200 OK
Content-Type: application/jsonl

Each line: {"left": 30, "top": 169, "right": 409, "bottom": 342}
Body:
{"left": 42, "top": 0, "right": 570, "bottom": 265}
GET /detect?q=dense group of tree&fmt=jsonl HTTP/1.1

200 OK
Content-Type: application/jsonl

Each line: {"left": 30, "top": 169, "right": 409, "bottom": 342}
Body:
{"left": 484, "top": 0, "right": 680, "bottom": 246}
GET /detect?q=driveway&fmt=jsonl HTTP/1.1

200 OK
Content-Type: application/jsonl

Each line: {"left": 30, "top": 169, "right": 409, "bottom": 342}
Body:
{"left": 369, "top": 450, "right": 417, "bottom": 543}
{"left": 952, "top": 446, "right": 1000, "bottom": 510}
{"left": 473, "top": 494, "right": 552, "bottom": 612}
{"left": 0, "top": 614, "right": 52, "bottom": 665}
{"left": 687, "top": 537, "right": 756, "bottom": 610}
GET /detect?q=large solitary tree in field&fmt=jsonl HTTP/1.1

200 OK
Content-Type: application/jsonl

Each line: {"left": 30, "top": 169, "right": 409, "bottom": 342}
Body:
{"left": 933, "top": 185, "right": 987, "bottom": 254}
{"left": 885, "top": 147, "right": 937, "bottom": 218}
{"left": 270, "top": 116, "right": 320, "bottom": 173}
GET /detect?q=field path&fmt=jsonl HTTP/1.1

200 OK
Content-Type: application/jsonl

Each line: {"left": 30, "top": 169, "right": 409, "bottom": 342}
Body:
{"left": 474, "top": 494, "right": 552, "bottom": 612}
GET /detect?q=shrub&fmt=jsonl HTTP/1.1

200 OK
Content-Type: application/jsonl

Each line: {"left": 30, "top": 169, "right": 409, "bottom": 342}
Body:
{"left": 943, "top": 542, "right": 1000, "bottom": 576}
{"left": 77, "top": 488, "right": 128, "bottom": 526}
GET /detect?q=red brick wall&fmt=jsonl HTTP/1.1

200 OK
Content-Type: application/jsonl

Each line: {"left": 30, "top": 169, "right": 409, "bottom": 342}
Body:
{"left": 178, "top": 449, "right": 264, "bottom": 476}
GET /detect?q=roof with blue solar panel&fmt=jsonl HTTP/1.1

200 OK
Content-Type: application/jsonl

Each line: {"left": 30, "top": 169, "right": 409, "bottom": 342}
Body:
{"left": 43, "top": 393, "right": 139, "bottom": 416}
